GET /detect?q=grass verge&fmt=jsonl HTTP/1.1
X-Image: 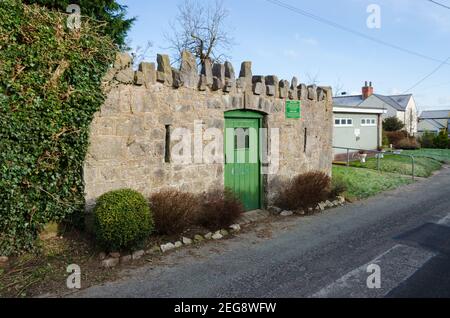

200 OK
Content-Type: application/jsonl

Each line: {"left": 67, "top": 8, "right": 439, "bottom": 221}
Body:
{"left": 349, "top": 154, "right": 442, "bottom": 177}
{"left": 402, "top": 149, "right": 450, "bottom": 164}
{"left": 332, "top": 165, "right": 413, "bottom": 200}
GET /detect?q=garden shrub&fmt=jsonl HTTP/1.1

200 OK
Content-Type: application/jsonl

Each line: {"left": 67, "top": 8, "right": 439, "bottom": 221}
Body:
{"left": 275, "top": 171, "right": 331, "bottom": 211}
{"left": 0, "top": 0, "right": 116, "bottom": 255}
{"left": 383, "top": 117, "right": 405, "bottom": 132}
{"left": 196, "top": 189, "right": 244, "bottom": 230}
{"left": 434, "top": 130, "right": 449, "bottom": 149}
{"left": 419, "top": 131, "right": 436, "bottom": 149}
{"left": 93, "top": 189, "right": 153, "bottom": 251}
{"left": 385, "top": 130, "right": 408, "bottom": 147}
{"left": 330, "top": 175, "right": 348, "bottom": 198}
{"left": 149, "top": 190, "right": 200, "bottom": 235}
{"left": 396, "top": 138, "right": 421, "bottom": 150}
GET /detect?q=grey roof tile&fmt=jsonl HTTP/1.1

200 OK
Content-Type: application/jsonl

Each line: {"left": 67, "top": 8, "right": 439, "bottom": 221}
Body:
{"left": 420, "top": 110, "right": 450, "bottom": 119}
{"left": 333, "top": 95, "right": 364, "bottom": 106}
{"left": 333, "top": 93, "right": 412, "bottom": 111}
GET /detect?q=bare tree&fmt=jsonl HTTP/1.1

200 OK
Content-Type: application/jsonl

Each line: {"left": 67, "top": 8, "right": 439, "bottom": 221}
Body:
{"left": 128, "top": 40, "right": 154, "bottom": 69}
{"left": 306, "top": 71, "right": 320, "bottom": 85}
{"left": 164, "top": 0, "right": 234, "bottom": 65}
{"left": 333, "top": 77, "right": 345, "bottom": 97}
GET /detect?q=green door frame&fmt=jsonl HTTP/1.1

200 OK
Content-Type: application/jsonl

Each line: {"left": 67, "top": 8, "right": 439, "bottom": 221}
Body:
{"left": 224, "top": 110, "right": 264, "bottom": 211}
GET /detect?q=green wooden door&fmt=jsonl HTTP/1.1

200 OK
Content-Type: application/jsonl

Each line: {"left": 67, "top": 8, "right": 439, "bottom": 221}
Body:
{"left": 224, "top": 111, "right": 262, "bottom": 211}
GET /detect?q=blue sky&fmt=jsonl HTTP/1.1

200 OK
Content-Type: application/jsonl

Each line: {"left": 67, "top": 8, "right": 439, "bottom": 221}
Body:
{"left": 120, "top": 0, "right": 450, "bottom": 111}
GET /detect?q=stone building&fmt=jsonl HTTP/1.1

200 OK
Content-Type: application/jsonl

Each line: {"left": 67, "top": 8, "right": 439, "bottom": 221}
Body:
{"left": 84, "top": 51, "right": 333, "bottom": 212}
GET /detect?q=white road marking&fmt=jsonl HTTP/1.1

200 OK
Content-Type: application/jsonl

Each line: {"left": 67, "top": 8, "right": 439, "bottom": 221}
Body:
{"left": 310, "top": 244, "right": 436, "bottom": 298}
{"left": 436, "top": 214, "right": 450, "bottom": 226}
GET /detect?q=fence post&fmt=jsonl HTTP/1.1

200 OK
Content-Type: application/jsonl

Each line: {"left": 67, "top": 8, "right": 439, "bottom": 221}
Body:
{"left": 377, "top": 154, "right": 381, "bottom": 172}
{"left": 346, "top": 149, "right": 350, "bottom": 167}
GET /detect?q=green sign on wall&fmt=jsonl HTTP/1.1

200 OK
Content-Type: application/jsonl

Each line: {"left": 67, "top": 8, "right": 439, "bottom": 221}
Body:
{"left": 286, "top": 100, "right": 301, "bottom": 119}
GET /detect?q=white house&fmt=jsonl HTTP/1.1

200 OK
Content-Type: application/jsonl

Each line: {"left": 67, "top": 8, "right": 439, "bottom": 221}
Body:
{"left": 334, "top": 82, "right": 418, "bottom": 136}
{"left": 418, "top": 110, "right": 450, "bottom": 136}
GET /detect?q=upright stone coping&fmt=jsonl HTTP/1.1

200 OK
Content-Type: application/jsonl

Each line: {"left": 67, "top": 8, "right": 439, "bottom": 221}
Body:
{"left": 319, "top": 86, "right": 333, "bottom": 102}
{"left": 265, "top": 75, "right": 279, "bottom": 98}
{"left": 212, "top": 63, "right": 225, "bottom": 82}
{"left": 308, "top": 84, "right": 318, "bottom": 101}
{"left": 157, "top": 54, "right": 172, "bottom": 86}
{"left": 239, "top": 61, "right": 252, "bottom": 92}
{"left": 279, "top": 80, "right": 289, "bottom": 99}
{"left": 201, "top": 58, "right": 213, "bottom": 87}
{"left": 103, "top": 52, "right": 333, "bottom": 103}
{"left": 298, "top": 83, "right": 308, "bottom": 100}
{"left": 239, "top": 61, "right": 252, "bottom": 78}
{"left": 212, "top": 77, "right": 223, "bottom": 91}
{"left": 172, "top": 68, "right": 183, "bottom": 88}
{"left": 138, "top": 62, "right": 156, "bottom": 87}
{"left": 114, "top": 52, "right": 132, "bottom": 69}
{"left": 291, "top": 76, "right": 298, "bottom": 90}
{"left": 224, "top": 61, "right": 235, "bottom": 80}
{"left": 180, "top": 51, "right": 198, "bottom": 88}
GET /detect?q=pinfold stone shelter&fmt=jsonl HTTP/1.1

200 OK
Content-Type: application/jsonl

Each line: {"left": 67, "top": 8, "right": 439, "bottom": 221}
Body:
{"left": 83, "top": 51, "right": 333, "bottom": 211}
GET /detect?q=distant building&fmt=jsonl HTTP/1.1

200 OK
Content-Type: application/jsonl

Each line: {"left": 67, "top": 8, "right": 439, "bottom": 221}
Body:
{"left": 418, "top": 110, "right": 450, "bottom": 136}
{"left": 334, "top": 82, "right": 418, "bottom": 136}
{"left": 332, "top": 104, "right": 386, "bottom": 160}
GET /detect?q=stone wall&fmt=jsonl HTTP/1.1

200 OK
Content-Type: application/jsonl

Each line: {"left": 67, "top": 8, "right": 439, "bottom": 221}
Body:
{"left": 84, "top": 51, "right": 333, "bottom": 210}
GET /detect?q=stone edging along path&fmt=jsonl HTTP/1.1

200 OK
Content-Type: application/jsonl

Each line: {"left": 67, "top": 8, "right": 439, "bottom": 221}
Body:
{"left": 99, "top": 196, "right": 346, "bottom": 268}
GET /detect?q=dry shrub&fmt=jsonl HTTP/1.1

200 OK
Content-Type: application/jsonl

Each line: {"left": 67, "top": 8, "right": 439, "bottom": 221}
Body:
{"left": 275, "top": 171, "right": 331, "bottom": 210}
{"left": 385, "top": 130, "right": 408, "bottom": 146}
{"left": 149, "top": 189, "right": 199, "bottom": 235}
{"left": 396, "top": 138, "right": 421, "bottom": 150}
{"left": 196, "top": 189, "right": 244, "bottom": 230}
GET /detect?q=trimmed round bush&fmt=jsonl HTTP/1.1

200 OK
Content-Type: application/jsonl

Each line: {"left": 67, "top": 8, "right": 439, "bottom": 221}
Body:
{"left": 93, "top": 189, "right": 153, "bottom": 251}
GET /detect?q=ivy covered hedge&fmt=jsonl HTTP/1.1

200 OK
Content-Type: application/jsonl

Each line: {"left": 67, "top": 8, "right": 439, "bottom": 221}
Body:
{"left": 0, "top": 0, "right": 116, "bottom": 255}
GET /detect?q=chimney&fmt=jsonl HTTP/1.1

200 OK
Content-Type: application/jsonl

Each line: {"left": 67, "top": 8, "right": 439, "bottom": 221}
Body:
{"left": 362, "top": 81, "right": 374, "bottom": 99}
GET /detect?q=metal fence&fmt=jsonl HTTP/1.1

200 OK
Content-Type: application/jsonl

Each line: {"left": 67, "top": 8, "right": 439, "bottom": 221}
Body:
{"left": 333, "top": 146, "right": 416, "bottom": 180}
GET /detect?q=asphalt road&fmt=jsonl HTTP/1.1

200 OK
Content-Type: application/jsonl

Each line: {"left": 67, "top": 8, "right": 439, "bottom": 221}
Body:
{"left": 73, "top": 166, "right": 450, "bottom": 298}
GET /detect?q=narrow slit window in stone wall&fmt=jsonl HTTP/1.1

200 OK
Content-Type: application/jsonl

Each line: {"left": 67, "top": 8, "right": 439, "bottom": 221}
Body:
{"left": 304, "top": 128, "right": 308, "bottom": 153}
{"left": 165, "top": 125, "right": 171, "bottom": 163}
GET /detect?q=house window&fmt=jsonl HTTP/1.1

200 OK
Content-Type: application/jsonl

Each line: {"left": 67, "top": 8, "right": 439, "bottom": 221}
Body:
{"left": 334, "top": 118, "right": 354, "bottom": 127}
{"left": 361, "top": 118, "right": 377, "bottom": 126}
